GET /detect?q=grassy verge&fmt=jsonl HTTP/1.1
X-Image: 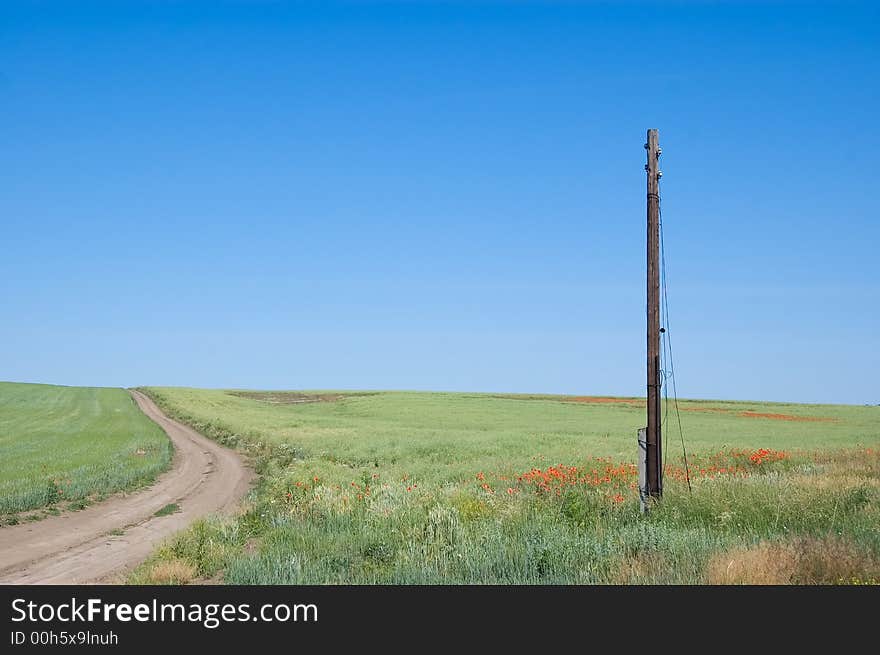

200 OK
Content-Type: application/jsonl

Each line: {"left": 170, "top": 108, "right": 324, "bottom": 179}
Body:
{"left": 131, "top": 387, "right": 879, "bottom": 584}
{"left": 0, "top": 382, "right": 173, "bottom": 522}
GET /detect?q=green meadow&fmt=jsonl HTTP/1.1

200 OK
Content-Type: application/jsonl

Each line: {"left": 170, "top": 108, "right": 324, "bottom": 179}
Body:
{"left": 133, "top": 388, "right": 880, "bottom": 585}
{"left": 0, "top": 382, "right": 172, "bottom": 519}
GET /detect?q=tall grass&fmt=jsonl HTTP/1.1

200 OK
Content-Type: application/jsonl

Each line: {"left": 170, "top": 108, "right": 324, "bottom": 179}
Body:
{"left": 133, "top": 388, "right": 879, "bottom": 584}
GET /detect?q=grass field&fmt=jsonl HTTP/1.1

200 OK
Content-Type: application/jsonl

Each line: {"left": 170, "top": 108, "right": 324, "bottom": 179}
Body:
{"left": 0, "top": 382, "right": 172, "bottom": 519}
{"left": 134, "top": 387, "right": 880, "bottom": 584}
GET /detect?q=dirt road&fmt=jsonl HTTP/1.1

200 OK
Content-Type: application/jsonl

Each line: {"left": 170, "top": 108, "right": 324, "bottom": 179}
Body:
{"left": 0, "top": 390, "right": 252, "bottom": 584}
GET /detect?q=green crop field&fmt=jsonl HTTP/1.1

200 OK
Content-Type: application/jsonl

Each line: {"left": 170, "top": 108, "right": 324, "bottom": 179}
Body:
{"left": 0, "top": 382, "right": 172, "bottom": 519}
{"left": 133, "top": 387, "right": 879, "bottom": 585}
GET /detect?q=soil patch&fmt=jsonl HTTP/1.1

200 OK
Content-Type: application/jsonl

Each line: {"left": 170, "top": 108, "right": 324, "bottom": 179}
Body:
{"left": 683, "top": 407, "right": 736, "bottom": 414}
{"left": 565, "top": 397, "right": 645, "bottom": 406}
{"left": 230, "top": 391, "right": 376, "bottom": 404}
{"left": 739, "top": 411, "right": 835, "bottom": 422}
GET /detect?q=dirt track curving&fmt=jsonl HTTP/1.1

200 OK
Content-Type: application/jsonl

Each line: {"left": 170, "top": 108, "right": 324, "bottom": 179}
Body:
{"left": 0, "top": 390, "right": 253, "bottom": 584}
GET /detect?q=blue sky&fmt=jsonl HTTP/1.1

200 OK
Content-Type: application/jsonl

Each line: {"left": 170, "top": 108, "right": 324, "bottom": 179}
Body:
{"left": 1, "top": 1, "right": 877, "bottom": 404}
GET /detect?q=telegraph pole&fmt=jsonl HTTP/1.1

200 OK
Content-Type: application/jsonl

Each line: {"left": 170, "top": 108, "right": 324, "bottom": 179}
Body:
{"left": 642, "top": 128, "right": 663, "bottom": 508}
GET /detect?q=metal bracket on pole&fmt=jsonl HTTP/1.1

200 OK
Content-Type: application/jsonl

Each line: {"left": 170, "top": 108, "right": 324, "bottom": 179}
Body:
{"left": 637, "top": 427, "right": 649, "bottom": 513}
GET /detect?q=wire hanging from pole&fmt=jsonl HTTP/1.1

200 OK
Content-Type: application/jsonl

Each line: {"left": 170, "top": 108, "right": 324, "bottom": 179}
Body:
{"left": 658, "top": 189, "right": 691, "bottom": 492}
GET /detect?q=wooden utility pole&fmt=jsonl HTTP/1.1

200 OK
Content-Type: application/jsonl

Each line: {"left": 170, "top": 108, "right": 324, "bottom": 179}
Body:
{"left": 644, "top": 128, "right": 663, "bottom": 505}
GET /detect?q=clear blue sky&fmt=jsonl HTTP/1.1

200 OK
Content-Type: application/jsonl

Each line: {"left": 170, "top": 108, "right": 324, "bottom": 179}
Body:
{"left": 2, "top": 1, "right": 877, "bottom": 404}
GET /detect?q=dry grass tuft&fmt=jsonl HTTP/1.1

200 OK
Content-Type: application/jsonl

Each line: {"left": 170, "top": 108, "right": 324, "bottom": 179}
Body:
{"left": 612, "top": 552, "right": 666, "bottom": 584}
{"left": 146, "top": 558, "right": 197, "bottom": 585}
{"left": 706, "top": 535, "right": 880, "bottom": 585}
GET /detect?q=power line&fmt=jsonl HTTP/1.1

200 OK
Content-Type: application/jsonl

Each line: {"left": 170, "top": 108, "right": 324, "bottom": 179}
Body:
{"left": 658, "top": 189, "right": 691, "bottom": 493}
